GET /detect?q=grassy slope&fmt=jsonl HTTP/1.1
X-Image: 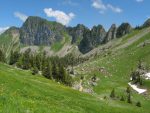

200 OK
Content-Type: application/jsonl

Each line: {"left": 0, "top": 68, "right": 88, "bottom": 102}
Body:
{"left": 75, "top": 29, "right": 150, "bottom": 113}
{"left": 0, "top": 32, "right": 20, "bottom": 60}
{"left": 0, "top": 63, "right": 148, "bottom": 113}
{"left": 51, "top": 32, "right": 71, "bottom": 52}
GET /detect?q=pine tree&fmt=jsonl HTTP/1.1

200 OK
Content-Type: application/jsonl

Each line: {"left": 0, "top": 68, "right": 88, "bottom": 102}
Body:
{"left": 9, "top": 51, "right": 20, "bottom": 65}
{"left": 16, "top": 55, "right": 23, "bottom": 68}
{"left": 42, "top": 62, "right": 52, "bottom": 79}
{"left": 52, "top": 63, "right": 59, "bottom": 79}
{"left": 21, "top": 49, "right": 31, "bottom": 70}
{"left": 127, "top": 93, "right": 132, "bottom": 103}
{"left": 120, "top": 95, "right": 125, "bottom": 101}
{"left": 36, "top": 54, "right": 42, "bottom": 70}
{"left": 110, "top": 88, "right": 115, "bottom": 98}
{"left": 0, "top": 49, "right": 5, "bottom": 62}
{"left": 32, "top": 65, "right": 39, "bottom": 75}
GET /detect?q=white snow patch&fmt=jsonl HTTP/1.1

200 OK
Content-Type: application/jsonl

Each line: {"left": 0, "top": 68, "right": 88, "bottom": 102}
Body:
{"left": 128, "top": 82, "right": 147, "bottom": 94}
{"left": 144, "top": 73, "right": 150, "bottom": 80}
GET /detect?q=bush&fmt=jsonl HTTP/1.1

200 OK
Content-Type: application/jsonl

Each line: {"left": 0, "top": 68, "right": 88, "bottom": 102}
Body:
{"left": 120, "top": 95, "right": 125, "bottom": 101}
{"left": 126, "top": 86, "right": 131, "bottom": 94}
{"left": 136, "top": 101, "right": 141, "bottom": 107}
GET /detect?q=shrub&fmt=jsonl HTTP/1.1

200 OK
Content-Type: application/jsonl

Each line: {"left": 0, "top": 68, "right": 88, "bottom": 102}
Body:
{"left": 136, "top": 101, "right": 141, "bottom": 107}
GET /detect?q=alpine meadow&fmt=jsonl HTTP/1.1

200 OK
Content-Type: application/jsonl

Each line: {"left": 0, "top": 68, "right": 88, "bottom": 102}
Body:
{"left": 0, "top": 0, "right": 150, "bottom": 113}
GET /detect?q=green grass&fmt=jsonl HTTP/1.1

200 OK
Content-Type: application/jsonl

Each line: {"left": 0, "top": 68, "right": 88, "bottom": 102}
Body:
{"left": 1, "top": 63, "right": 149, "bottom": 113}
{"left": 51, "top": 33, "right": 70, "bottom": 52}
{"left": 74, "top": 28, "right": 150, "bottom": 113}
{"left": 1, "top": 27, "right": 150, "bottom": 113}
{"left": 0, "top": 33, "right": 12, "bottom": 50}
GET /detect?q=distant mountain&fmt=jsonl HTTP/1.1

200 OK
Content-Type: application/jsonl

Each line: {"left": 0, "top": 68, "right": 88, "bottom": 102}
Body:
{"left": 1, "top": 16, "right": 149, "bottom": 55}
{"left": 0, "top": 27, "right": 9, "bottom": 35}
{"left": 116, "top": 23, "right": 132, "bottom": 38}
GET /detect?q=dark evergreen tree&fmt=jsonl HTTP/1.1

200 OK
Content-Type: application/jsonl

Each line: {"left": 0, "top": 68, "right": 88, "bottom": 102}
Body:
{"left": 0, "top": 49, "right": 5, "bottom": 62}
{"left": 36, "top": 54, "right": 42, "bottom": 70}
{"left": 127, "top": 93, "right": 132, "bottom": 103}
{"left": 110, "top": 88, "right": 115, "bottom": 98}
{"left": 120, "top": 95, "right": 125, "bottom": 101}
{"left": 52, "top": 62, "right": 59, "bottom": 79}
{"left": 16, "top": 55, "right": 23, "bottom": 68}
{"left": 42, "top": 61, "right": 52, "bottom": 79}
{"left": 9, "top": 51, "right": 20, "bottom": 65}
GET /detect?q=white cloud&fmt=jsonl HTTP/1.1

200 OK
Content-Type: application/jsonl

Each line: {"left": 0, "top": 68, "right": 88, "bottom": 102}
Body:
{"left": 92, "top": 0, "right": 123, "bottom": 14}
{"left": 92, "top": 0, "right": 106, "bottom": 10}
{"left": 44, "top": 8, "right": 75, "bottom": 25}
{"left": 62, "top": 0, "right": 78, "bottom": 6}
{"left": 136, "top": 0, "right": 144, "bottom": 3}
{"left": 0, "top": 27, "right": 9, "bottom": 34}
{"left": 107, "top": 4, "right": 122, "bottom": 13}
{"left": 14, "top": 12, "right": 28, "bottom": 22}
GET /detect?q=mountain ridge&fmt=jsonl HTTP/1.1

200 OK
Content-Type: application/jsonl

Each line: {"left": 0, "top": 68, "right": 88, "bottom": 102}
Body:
{"left": 0, "top": 16, "right": 150, "bottom": 56}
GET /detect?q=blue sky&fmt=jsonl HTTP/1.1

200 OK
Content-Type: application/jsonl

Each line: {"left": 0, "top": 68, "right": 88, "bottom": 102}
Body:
{"left": 0, "top": 0, "right": 150, "bottom": 33}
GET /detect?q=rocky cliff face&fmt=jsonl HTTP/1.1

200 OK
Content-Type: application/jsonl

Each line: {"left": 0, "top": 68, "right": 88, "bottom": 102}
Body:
{"left": 20, "top": 16, "right": 66, "bottom": 46}
{"left": 79, "top": 25, "right": 106, "bottom": 53}
{"left": 67, "top": 24, "right": 88, "bottom": 44}
{"left": 116, "top": 23, "right": 132, "bottom": 38}
{"left": 104, "top": 24, "right": 117, "bottom": 43}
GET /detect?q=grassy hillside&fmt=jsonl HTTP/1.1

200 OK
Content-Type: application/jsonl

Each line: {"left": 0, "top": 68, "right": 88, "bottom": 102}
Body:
{"left": 74, "top": 28, "right": 150, "bottom": 113}
{"left": 51, "top": 32, "right": 71, "bottom": 52}
{"left": 0, "top": 27, "right": 150, "bottom": 113}
{"left": 0, "top": 29, "right": 20, "bottom": 60}
{"left": 0, "top": 63, "right": 149, "bottom": 113}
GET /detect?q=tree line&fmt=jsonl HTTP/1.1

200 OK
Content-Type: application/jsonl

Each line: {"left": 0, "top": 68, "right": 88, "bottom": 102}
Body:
{"left": 8, "top": 49, "right": 75, "bottom": 86}
{"left": 0, "top": 47, "right": 89, "bottom": 86}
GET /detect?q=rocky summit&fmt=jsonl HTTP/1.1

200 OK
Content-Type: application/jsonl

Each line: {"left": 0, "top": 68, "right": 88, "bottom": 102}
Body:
{"left": 20, "top": 16, "right": 66, "bottom": 46}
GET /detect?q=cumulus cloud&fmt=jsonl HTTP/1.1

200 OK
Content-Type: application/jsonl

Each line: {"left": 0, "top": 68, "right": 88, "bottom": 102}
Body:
{"left": 14, "top": 12, "right": 28, "bottom": 22}
{"left": 107, "top": 4, "right": 122, "bottom": 13}
{"left": 92, "top": 0, "right": 123, "bottom": 14}
{"left": 44, "top": 8, "right": 75, "bottom": 25}
{"left": 136, "top": 0, "right": 144, "bottom": 3}
{"left": 92, "top": 0, "right": 106, "bottom": 10}
{"left": 0, "top": 27, "right": 9, "bottom": 34}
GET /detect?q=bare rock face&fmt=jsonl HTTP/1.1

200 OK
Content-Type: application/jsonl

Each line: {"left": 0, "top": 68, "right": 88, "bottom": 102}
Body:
{"left": 104, "top": 24, "right": 117, "bottom": 43}
{"left": 79, "top": 25, "right": 106, "bottom": 54}
{"left": 91, "top": 25, "right": 107, "bottom": 44}
{"left": 116, "top": 23, "right": 132, "bottom": 38}
{"left": 67, "top": 24, "right": 88, "bottom": 44}
{"left": 20, "top": 16, "right": 66, "bottom": 46}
